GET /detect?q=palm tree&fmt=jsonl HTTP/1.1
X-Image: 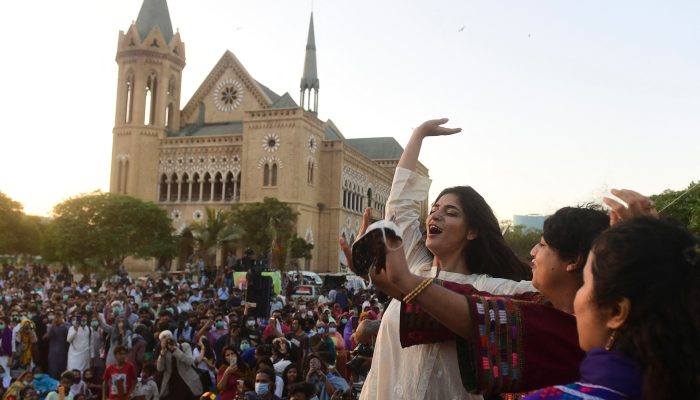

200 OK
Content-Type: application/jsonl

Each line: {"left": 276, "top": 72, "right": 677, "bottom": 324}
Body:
{"left": 189, "top": 207, "right": 240, "bottom": 268}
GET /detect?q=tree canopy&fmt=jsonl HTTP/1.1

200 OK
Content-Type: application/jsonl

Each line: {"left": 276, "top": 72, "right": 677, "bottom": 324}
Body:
{"left": 503, "top": 225, "right": 542, "bottom": 263}
{"left": 43, "top": 192, "right": 176, "bottom": 269}
{"left": 0, "top": 192, "right": 43, "bottom": 256}
{"left": 189, "top": 207, "right": 240, "bottom": 266}
{"left": 652, "top": 181, "right": 700, "bottom": 235}
{"left": 229, "top": 197, "right": 299, "bottom": 264}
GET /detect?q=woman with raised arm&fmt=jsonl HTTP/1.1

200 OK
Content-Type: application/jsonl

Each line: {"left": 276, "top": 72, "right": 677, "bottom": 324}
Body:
{"left": 358, "top": 119, "right": 537, "bottom": 400}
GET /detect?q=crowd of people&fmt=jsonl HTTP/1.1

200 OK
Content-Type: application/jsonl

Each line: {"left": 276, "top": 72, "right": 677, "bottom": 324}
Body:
{"left": 1, "top": 118, "right": 699, "bottom": 400}
{"left": 0, "top": 259, "right": 383, "bottom": 400}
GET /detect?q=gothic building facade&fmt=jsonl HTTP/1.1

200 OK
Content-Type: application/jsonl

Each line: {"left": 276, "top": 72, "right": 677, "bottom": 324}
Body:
{"left": 109, "top": 0, "right": 429, "bottom": 271}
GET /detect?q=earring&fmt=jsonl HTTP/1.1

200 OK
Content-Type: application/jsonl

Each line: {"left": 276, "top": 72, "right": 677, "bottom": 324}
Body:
{"left": 604, "top": 330, "right": 616, "bottom": 351}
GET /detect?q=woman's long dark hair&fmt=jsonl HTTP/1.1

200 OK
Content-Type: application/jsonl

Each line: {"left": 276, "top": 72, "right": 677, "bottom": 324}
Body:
{"left": 435, "top": 187, "right": 531, "bottom": 281}
{"left": 591, "top": 217, "right": 700, "bottom": 399}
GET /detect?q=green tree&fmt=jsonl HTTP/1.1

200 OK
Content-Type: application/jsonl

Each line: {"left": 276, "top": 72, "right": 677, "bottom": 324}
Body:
{"left": 503, "top": 225, "right": 542, "bottom": 262}
{"left": 43, "top": 191, "right": 177, "bottom": 270}
{"left": 651, "top": 181, "right": 700, "bottom": 235}
{"left": 229, "top": 197, "right": 299, "bottom": 265}
{"left": 189, "top": 207, "right": 240, "bottom": 267}
{"left": 288, "top": 234, "right": 314, "bottom": 270}
{"left": 0, "top": 192, "right": 23, "bottom": 254}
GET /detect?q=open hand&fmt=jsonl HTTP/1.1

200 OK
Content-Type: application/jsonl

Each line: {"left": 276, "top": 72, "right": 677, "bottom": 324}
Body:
{"left": 603, "top": 189, "right": 659, "bottom": 225}
{"left": 413, "top": 118, "right": 462, "bottom": 138}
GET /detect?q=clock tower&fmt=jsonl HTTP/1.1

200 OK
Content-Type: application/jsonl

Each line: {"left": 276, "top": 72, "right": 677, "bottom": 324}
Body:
{"left": 110, "top": 0, "right": 186, "bottom": 201}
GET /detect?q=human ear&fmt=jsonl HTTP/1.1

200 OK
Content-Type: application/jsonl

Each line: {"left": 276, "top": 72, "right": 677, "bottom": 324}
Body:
{"left": 606, "top": 297, "right": 630, "bottom": 330}
{"left": 466, "top": 229, "right": 478, "bottom": 241}
{"left": 565, "top": 255, "right": 584, "bottom": 272}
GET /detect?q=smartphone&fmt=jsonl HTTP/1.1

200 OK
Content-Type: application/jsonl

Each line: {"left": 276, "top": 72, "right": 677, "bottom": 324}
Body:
{"left": 351, "top": 220, "right": 402, "bottom": 276}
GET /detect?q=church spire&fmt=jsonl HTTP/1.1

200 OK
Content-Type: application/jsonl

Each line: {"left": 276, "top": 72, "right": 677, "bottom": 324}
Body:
{"left": 300, "top": 13, "right": 319, "bottom": 114}
{"left": 135, "top": 0, "right": 174, "bottom": 44}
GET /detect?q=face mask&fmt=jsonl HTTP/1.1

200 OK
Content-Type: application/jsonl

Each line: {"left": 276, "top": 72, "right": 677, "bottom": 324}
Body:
{"left": 254, "top": 382, "right": 270, "bottom": 395}
{"left": 112, "top": 307, "right": 122, "bottom": 315}
{"left": 166, "top": 308, "right": 174, "bottom": 314}
{"left": 27, "top": 313, "right": 33, "bottom": 319}
{"left": 240, "top": 343, "right": 250, "bottom": 352}
{"left": 63, "top": 295, "right": 69, "bottom": 301}
{"left": 317, "top": 327, "right": 325, "bottom": 335}
{"left": 80, "top": 320, "right": 87, "bottom": 326}
{"left": 215, "top": 321, "right": 225, "bottom": 329}
{"left": 0, "top": 324, "right": 5, "bottom": 330}
{"left": 91, "top": 321, "right": 99, "bottom": 328}
{"left": 306, "top": 311, "right": 313, "bottom": 317}
{"left": 85, "top": 305, "right": 93, "bottom": 312}
{"left": 341, "top": 318, "right": 348, "bottom": 324}
{"left": 142, "top": 302, "right": 149, "bottom": 308}
{"left": 22, "top": 380, "right": 31, "bottom": 386}
{"left": 71, "top": 319, "right": 77, "bottom": 325}
{"left": 246, "top": 320, "right": 255, "bottom": 328}
{"left": 329, "top": 327, "right": 337, "bottom": 334}
{"left": 47, "top": 315, "right": 55, "bottom": 321}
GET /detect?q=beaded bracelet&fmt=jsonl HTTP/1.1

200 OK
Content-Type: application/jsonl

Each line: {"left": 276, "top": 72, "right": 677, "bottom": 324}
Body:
{"left": 403, "top": 277, "right": 433, "bottom": 304}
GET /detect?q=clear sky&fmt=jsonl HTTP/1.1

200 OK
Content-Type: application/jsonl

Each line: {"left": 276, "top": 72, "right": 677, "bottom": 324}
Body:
{"left": 1, "top": 0, "right": 698, "bottom": 221}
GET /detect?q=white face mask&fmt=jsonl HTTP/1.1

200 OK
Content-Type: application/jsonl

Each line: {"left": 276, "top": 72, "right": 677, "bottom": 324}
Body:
{"left": 329, "top": 327, "right": 337, "bottom": 334}
{"left": 246, "top": 320, "right": 255, "bottom": 328}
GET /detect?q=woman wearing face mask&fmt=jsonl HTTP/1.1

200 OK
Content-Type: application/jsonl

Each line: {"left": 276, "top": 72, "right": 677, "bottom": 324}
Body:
{"left": 216, "top": 346, "right": 249, "bottom": 400}
{"left": 98, "top": 314, "right": 132, "bottom": 367}
{"left": 193, "top": 336, "right": 216, "bottom": 392}
{"left": 309, "top": 322, "right": 335, "bottom": 369}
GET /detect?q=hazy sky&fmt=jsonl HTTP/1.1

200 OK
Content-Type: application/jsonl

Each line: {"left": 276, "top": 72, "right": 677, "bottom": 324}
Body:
{"left": 1, "top": 0, "right": 698, "bottom": 221}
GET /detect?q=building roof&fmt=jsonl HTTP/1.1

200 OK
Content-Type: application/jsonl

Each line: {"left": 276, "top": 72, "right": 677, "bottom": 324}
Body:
{"left": 271, "top": 92, "right": 299, "bottom": 109}
{"left": 345, "top": 137, "right": 404, "bottom": 160}
{"left": 135, "top": 0, "right": 174, "bottom": 44}
{"left": 172, "top": 121, "right": 243, "bottom": 137}
{"left": 255, "top": 80, "right": 281, "bottom": 103}
{"left": 300, "top": 13, "right": 319, "bottom": 91}
{"left": 324, "top": 124, "right": 345, "bottom": 141}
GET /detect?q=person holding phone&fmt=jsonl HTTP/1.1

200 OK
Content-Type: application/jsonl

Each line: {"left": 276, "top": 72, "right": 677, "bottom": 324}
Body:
{"left": 216, "top": 346, "right": 249, "bottom": 400}
{"left": 304, "top": 355, "right": 348, "bottom": 400}
{"left": 156, "top": 330, "right": 201, "bottom": 399}
{"left": 45, "top": 370, "right": 77, "bottom": 400}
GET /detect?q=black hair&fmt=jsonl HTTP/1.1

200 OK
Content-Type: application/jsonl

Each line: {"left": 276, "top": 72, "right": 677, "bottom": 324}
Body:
{"left": 543, "top": 205, "right": 609, "bottom": 269}
{"left": 141, "top": 363, "right": 156, "bottom": 376}
{"left": 255, "top": 367, "right": 276, "bottom": 388}
{"left": 288, "top": 382, "right": 316, "bottom": 398}
{"left": 435, "top": 186, "right": 531, "bottom": 281}
{"left": 591, "top": 217, "right": 700, "bottom": 399}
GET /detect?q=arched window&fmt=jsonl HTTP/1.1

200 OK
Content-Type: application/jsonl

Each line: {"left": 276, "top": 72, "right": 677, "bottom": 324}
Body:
{"left": 224, "top": 172, "right": 234, "bottom": 201}
{"left": 180, "top": 173, "right": 189, "bottom": 202}
{"left": 202, "top": 172, "right": 212, "bottom": 201}
{"left": 367, "top": 188, "right": 372, "bottom": 208}
{"left": 307, "top": 161, "right": 314, "bottom": 184}
{"left": 235, "top": 172, "right": 241, "bottom": 201}
{"left": 263, "top": 164, "right": 270, "bottom": 186}
{"left": 159, "top": 174, "right": 168, "bottom": 202}
{"left": 165, "top": 103, "right": 174, "bottom": 131}
{"left": 213, "top": 172, "right": 223, "bottom": 201}
{"left": 125, "top": 73, "right": 134, "bottom": 123}
{"left": 169, "top": 173, "right": 179, "bottom": 202}
{"left": 145, "top": 73, "right": 158, "bottom": 125}
{"left": 191, "top": 173, "right": 201, "bottom": 201}
{"left": 271, "top": 163, "right": 278, "bottom": 186}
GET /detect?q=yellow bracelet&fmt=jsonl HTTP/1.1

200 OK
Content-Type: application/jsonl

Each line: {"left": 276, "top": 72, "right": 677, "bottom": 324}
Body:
{"left": 403, "top": 277, "right": 433, "bottom": 304}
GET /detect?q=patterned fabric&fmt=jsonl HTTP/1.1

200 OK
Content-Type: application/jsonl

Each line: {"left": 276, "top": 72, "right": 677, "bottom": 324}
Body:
{"left": 460, "top": 296, "right": 525, "bottom": 394}
{"left": 524, "top": 383, "right": 629, "bottom": 399}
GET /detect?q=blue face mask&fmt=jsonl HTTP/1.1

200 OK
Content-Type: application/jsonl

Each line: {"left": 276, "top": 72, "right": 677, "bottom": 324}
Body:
{"left": 317, "top": 327, "right": 325, "bottom": 335}
{"left": 240, "top": 343, "right": 250, "bottom": 352}
{"left": 255, "top": 382, "right": 270, "bottom": 395}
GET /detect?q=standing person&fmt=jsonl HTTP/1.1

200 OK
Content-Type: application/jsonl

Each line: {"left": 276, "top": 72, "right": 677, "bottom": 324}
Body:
{"left": 355, "top": 119, "right": 535, "bottom": 400}
{"left": 304, "top": 355, "right": 349, "bottom": 400}
{"left": 47, "top": 312, "right": 70, "bottom": 379}
{"left": 14, "top": 318, "right": 38, "bottom": 371}
{"left": 67, "top": 315, "right": 92, "bottom": 373}
{"left": 0, "top": 317, "right": 12, "bottom": 373}
{"left": 215, "top": 346, "right": 249, "bottom": 400}
{"left": 156, "top": 331, "right": 202, "bottom": 399}
{"left": 131, "top": 363, "right": 159, "bottom": 400}
{"left": 102, "top": 346, "right": 136, "bottom": 400}
{"left": 245, "top": 367, "right": 281, "bottom": 400}
{"left": 525, "top": 218, "right": 700, "bottom": 399}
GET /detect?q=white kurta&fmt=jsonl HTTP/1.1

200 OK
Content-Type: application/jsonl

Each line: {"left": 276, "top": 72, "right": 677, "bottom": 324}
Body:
{"left": 360, "top": 168, "right": 535, "bottom": 400}
{"left": 67, "top": 326, "right": 92, "bottom": 372}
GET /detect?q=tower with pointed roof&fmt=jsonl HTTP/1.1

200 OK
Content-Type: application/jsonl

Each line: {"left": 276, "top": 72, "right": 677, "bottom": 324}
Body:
{"left": 110, "top": 0, "right": 186, "bottom": 200}
{"left": 109, "top": 3, "right": 429, "bottom": 272}
{"left": 300, "top": 13, "right": 319, "bottom": 114}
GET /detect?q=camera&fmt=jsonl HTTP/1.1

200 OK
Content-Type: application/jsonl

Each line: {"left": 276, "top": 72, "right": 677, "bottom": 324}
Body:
{"left": 351, "top": 220, "right": 402, "bottom": 276}
{"left": 345, "top": 343, "right": 374, "bottom": 374}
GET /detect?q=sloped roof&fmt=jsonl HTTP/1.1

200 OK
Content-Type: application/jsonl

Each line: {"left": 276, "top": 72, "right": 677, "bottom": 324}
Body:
{"left": 271, "top": 92, "right": 299, "bottom": 109}
{"left": 255, "top": 80, "right": 281, "bottom": 103}
{"left": 345, "top": 137, "right": 404, "bottom": 160}
{"left": 135, "top": 0, "right": 174, "bottom": 44}
{"left": 171, "top": 121, "right": 243, "bottom": 137}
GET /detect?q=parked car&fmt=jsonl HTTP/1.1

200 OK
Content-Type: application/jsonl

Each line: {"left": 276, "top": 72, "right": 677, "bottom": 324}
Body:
{"left": 286, "top": 271, "right": 323, "bottom": 286}
{"left": 289, "top": 285, "right": 322, "bottom": 302}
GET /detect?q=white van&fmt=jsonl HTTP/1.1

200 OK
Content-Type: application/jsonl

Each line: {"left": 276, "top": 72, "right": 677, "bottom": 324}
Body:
{"left": 286, "top": 271, "right": 323, "bottom": 286}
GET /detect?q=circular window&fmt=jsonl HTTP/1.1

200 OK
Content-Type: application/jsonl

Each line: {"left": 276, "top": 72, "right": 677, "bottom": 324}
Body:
{"left": 213, "top": 79, "right": 244, "bottom": 112}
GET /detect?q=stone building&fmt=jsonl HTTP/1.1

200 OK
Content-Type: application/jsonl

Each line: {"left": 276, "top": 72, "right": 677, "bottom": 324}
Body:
{"left": 109, "top": 0, "right": 429, "bottom": 271}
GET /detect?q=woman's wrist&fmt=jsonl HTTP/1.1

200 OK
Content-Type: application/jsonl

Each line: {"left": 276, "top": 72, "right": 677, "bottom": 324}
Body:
{"left": 396, "top": 274, "right": 423, "bottom": 298}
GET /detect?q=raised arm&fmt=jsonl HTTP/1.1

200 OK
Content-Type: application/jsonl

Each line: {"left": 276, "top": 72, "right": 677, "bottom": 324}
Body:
{"left": 397, "top": 118, "right": 461, "bottom": 172}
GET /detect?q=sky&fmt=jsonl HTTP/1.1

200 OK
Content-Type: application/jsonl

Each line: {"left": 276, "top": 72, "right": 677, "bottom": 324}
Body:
{"left": 1, "top": 0, "right": 698, "bottom": 221}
